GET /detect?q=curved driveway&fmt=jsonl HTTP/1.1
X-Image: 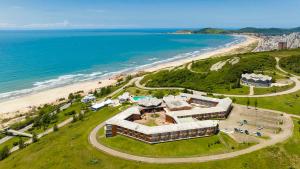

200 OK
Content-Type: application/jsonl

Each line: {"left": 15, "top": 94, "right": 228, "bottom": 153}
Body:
{"left": 89, "top": 105, "right": 295, "bottom": 164}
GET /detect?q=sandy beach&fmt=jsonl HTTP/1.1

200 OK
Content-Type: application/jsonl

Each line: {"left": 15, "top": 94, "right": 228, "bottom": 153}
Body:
{"left": 0, "top": 35, "right": 259, "bottom": 117}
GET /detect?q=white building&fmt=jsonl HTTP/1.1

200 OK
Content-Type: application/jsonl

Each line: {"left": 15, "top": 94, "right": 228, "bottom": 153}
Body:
{"left": 118, "top": 92, "right": 130, "bottom": 103}
{"left": 241, "top": 73, "right": 272, "bottom": 87}
{"left": 81, "top": 94, "right": 96, "bottom": 103}
{"left": 91, "top": 99, "right": 113, "bottom": 111}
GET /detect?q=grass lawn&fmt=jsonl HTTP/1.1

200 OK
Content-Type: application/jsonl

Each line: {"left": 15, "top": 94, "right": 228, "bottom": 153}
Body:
{"left": 0, "top": 103, "right": 300, "bottom": 169}
{"left": 214, "top": 85, "right": 250, "bottom": 95}
{"left": 98, "top": 130, "right": 251, "bottom": 157}
{"left": 233, "top": 91, "right": 300, "bottom": 115}
{"left": 123, "top": 86, "right": 182, "bottom": 98}
{"left": 254, "top": 82, "right": 295, "bottom": 95}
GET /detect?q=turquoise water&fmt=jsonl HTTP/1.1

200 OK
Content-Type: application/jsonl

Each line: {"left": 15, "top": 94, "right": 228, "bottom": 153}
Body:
{"left": 132, "top": 96, "right": 150, "bottom": 101}
{"left": 0, "top": 29, "right": 244, "bottom": 99}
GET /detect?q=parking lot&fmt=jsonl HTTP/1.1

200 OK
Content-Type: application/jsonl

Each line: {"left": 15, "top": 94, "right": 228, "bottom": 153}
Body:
{"left": 219, "top": 104, "right": 288, "bottom": 143}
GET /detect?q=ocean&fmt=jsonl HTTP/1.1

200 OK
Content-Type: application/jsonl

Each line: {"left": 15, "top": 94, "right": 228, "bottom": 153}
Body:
{"left": 0, "top": 29, "right": 244, "bottom": 100}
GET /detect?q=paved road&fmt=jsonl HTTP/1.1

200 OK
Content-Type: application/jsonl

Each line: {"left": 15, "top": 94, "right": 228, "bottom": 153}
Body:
{"left": 249, "top": 86, "right": 254, "bottom": 96}
{"left": 88, "top": 105, "right": 294, "bottom": 164}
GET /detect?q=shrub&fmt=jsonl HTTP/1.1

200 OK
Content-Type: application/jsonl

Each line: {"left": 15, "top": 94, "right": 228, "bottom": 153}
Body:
{"left": 64, "top": 110, "right": 76, "bottom": 116}
{"left": 53, "top": 124, "right": 59, "bottom": 132}
{"left": 0, "top": 146, "right": 10, "bottom": 160}
{"left": 32, "top": 132, "right": 38, "bottom": 143}
{"left": 18, "top": 137, "right": 25, "bottom": 149}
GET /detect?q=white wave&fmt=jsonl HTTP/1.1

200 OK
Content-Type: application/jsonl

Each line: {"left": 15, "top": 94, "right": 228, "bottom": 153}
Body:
{"left": 148, "top": 57, "right": 158, "bottom": 61}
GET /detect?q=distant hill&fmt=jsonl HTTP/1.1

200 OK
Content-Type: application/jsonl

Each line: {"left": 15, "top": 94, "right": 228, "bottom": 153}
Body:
{"left": 193, "top": 28, "right": 229, "bottom": 34}
{"left": 190, "top": 27, "right": 300, "bottom": 35}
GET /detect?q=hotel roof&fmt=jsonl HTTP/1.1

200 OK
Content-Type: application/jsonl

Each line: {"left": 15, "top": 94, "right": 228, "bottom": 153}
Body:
{"left": 106, "top": 106, "right": 219, "bottom": 135}
{"left": 166, "top": 93, "right": 232, "bottom": 118}
{"left": 105, "top": 94, "right": 232, "bottom": 135}
{"left": 163, "top": 95, "right": 192, "bottom": 110}
{"left": 137, "top": 97, "right": 162, "bottom": 107}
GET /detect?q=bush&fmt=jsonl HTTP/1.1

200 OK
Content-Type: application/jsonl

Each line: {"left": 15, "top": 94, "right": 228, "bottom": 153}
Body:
{"left": 64, "top": 110, "right": 76, "bottom": 116}
{"left": 0, "top": 146, "right": 10, "bottom": 160}
{"left": 13, "top": 141, "right": 19, "bottom": 146}
{"left": 32, "top": 132, "right": 38, "bottom": 143}
{"left": 53, "top": 124, "right": 59, "bottom": 132}
{"left": 72, "top": 114, "right": 78, "bottom": 123}
{"left": 18, "top": 137, "right": 25, "bottom": 149}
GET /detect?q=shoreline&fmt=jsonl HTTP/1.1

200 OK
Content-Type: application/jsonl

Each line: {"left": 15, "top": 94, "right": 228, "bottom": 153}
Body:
{"left": 0, "top": 34, "right": 259, "bottom": 117}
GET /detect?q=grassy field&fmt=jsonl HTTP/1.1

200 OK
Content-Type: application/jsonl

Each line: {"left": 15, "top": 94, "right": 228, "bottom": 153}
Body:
{"left": 0, "top": 103, "right": 299, "bottom": 169}
{"left": 98, "top": 129, "right": 251, "bottom": 157}
{"left": 214, "top": 85, "right": 250, "bottom": 95}
{"left": 279, "top": 55, "right": 300, "bottom": 75}
{"left": 0, "top": 104, "right": 300, "bottom": 169}
{"left": 254, "top": 82, "right": 295, "bottom": 95}
{"left": 233, "top": 90, "right": 300, "bottom": 115}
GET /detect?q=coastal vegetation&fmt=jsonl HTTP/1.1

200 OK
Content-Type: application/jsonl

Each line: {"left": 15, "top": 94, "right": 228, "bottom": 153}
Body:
{"left": 142, "top": 52, "right": 276, "bottom": 94}
{"left": 279, "top": 55, "right": 300, "bottom": 75}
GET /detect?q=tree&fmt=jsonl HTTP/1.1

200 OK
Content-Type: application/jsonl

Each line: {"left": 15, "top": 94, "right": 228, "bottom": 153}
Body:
{"left": 18, "top": 137, "right": 25, "bottom": 149}
{"left": 53, "top": 124, "right": 59, "bottom": 132}
{"left": 135, "top": 89, "right": 140, "bottom": 94}
{"left": 32, "top": 132, "right": 38, "bottom": 143}
{"left": 72, "top": 114, "right": 78, "bottom": 123}
{"left": 0, "top": 146, "right": 10, "bottom": 160}
{"left": 254, "top": 99, "right": 258, "bottom": 110}
{"left": 236, "top": 78, "right": 241, "bottom": 88}
{"left": 247, "top": 98, "right": 250, "bottom": 109}
{"left": 68, "top": 93, "right": 74, "bottom": 100}
{"left": 78, "top": 113, "right": 84, "bottom": 121}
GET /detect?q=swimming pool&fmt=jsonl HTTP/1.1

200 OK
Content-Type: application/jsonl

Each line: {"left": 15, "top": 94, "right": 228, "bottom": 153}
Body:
{"left": 132, "top": 96, "right": 150, "bottom": 101}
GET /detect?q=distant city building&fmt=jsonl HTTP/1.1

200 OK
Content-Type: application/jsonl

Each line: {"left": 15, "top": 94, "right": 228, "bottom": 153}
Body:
{"left": 241, "top": 73, "right": 272, "bottom": 87}
{"left": 104, "top": 94, "right": 232, "bottom": 144}
{"left": 278, "top": 42, "right": 287, "bottom": 50}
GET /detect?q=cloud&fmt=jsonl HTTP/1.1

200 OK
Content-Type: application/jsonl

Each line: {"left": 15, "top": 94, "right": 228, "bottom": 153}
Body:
{"left": 22, "top": 20, "right": 70, "bottom": 28}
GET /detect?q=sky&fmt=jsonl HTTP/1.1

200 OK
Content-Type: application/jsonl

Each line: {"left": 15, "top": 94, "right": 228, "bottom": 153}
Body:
{"left": 0, "top": 0, "right": 300, "bottom": 29}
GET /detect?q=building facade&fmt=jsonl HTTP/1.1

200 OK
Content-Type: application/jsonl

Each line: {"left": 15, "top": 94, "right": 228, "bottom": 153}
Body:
{"left": 105, "top": 94, "right": 232, "bottom": 144}
{"left": 241, "top": 73, "right": 272, "bottom": 87}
